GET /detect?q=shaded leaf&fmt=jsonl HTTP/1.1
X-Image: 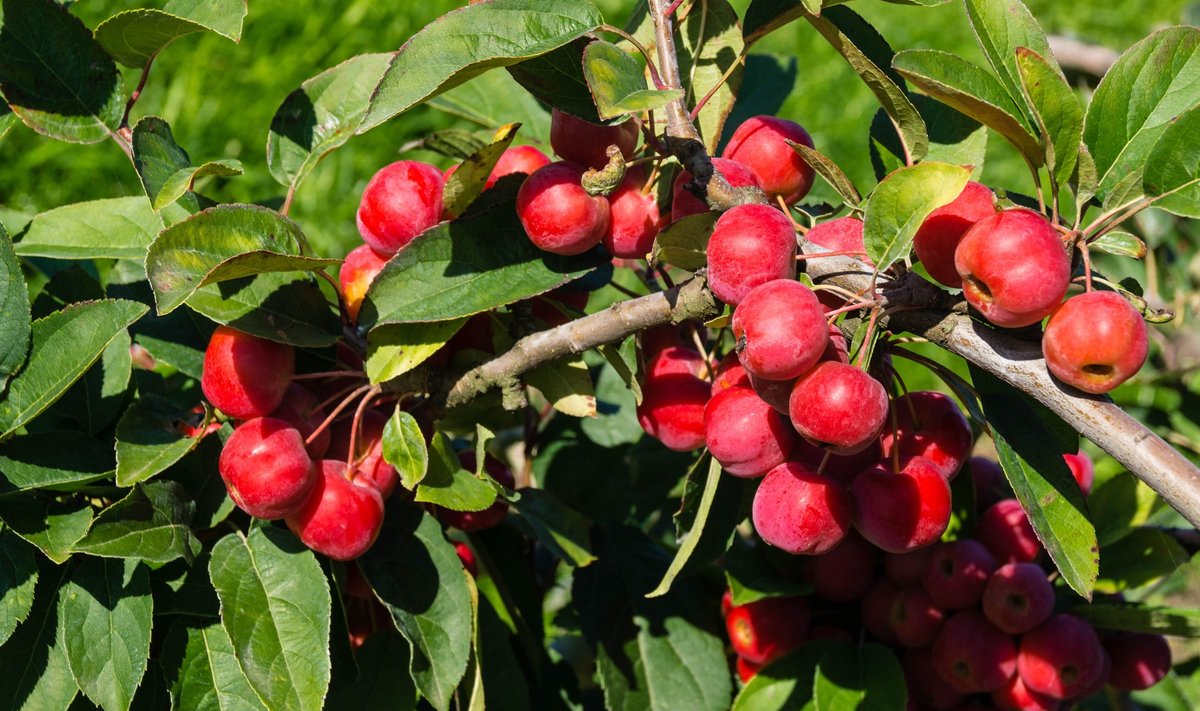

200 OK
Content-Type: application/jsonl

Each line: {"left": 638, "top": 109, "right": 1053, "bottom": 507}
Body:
{"left": 863, "top": 162, "right": 970, "bottom": 271}
{"left": 13, "top": 197, "right": 163, "bottom": 261}
{"left": 1092, "top": 231, "right": 1147, "bottom": 259}
{"left": 94, "top": 0, "right": 246, "bottom": 67}
{"left": 0, "top": 566, "right": 78, "bottom": 710}
{"left": 582, "top": 353, "right": 644, "bottom": 446}
{"left": 583, "top": 40, "right": 683, "bottom": 120}
{"left": 52, "top": 328, "right": 132, "bottom": 435}
{"left": 510, "top": 488, "right": 596, "bottom": 567}
{"left": 651, "top": 212, "right": 716, "bottom": 271}
{"left": 73, "top": 481, "right": 201, "bottom": 565}
{"left": 525, "top": 357, "right": 597, "bottom": 418}
{"left": 0, "top": 533, "right": 37, "bottom": 646}
{"left": 155, "top": 160, "right": 242, "bottom": 211}
{"left": 0, "top": 430, "right": 114, "bottom": 493}
{"left": 0, "top": 497, "right": 92, "bottom": 564}
{"left": 187, "top": 272, "right": 340, "bottom": 348}
{"left": 114, "top": 395, "right": 208, "bottom": 487}
{"left": 507, "top": 37, "right": 600, "bottom": 123}
{"left": 0, "top": 221, "right": 30, "bottom": 391}
{"left": 382, "top": 408, "right": 429, "bottom": 491}
{"left": 160, "top": 620, "right": 267, "bottom": 711}
{"left": 813, "top": 642, "right": 906, "bottom": 711}
{"left": 442, "top": 123, "right": 521, "bottom": 218}
{"left": 743, "top": 0, "right": 805, "bottom": 45}
{"left": 1096, "top": 528, "right": 1190, "bottom": 594}
{"left": 426, "top": 71, "right": 552, "bottom": 147}
{"left": 1068, "top": 602, "right": 1200, "bottom": 637}
{"left": 791, "top": 141, "right": 861, "bottom": 205}
{"left": 326, "top": 632, "right": 416, "bottom": 711}
{"left": 733, "top": 642, "right": 833, "bottom": 711}
{"left": 1143, "top": 104, "right": 1200, "bottom": 218}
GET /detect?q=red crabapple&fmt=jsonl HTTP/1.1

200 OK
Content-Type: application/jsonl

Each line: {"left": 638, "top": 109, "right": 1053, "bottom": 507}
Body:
{"left": 806, "top": 216, "right": 867, "bottom": 257}
{"left": 884, "top": 546, "right": 938, "bottom": 587}
{"left": 748, "top": 372, "right": 794, "bottom": 415}
{"left": 1018, "top": 614, "right": 1106, "bottom": 700}
{"left": 201, "top": 325, "right": 295, "bottom": 420}
{"left": 732, "top": 279, "right": 828, "bottom": 380}
{"left": 879, "top": 391, "right": 973, "bottom": 480}
{"left": 339, "top": 244, "right": 389, "bottom": 323}
{"left": 647, "top": 345, "right": 708, "bottom": 379}
{"left": 286, "top": 460, "right": 385, "bottom": 561}
{"left": 636, "top": 372, "right": 710, "bottom": 452}
{"left": 327, "top": 410, "right": 398, "bottom": 499}
{"left": 978, "top": 499, "right": 1043, "bottom": 564}
{"left": 486, "top": 145, "right": 551, "bottom": 189}
{"left": 955, "top": 209, "right": 1071, "bottom": 328}
{"left": 1062, "top": 450, "right": 1095, "bottom": 495}
{"left": 704, "top": 387, "right": 796, "bottom": 478}
{"left": 851, "top": 457, "right": 953, "bottom": 553}
{"left": 724, "top": 595, "right": 809, "bottom": 665}
{"left": 219, "top": 417, "right": 316, "bottom": 519}
{"left": 904, "top": 648, "right": 966, "bottom": 710}
{"left": 270, "top": 383, "right": 331, "bottom": 459}
{"left": 789, "top": 362, "right": 888, "bottom": 454}
{"left": 549, "top": 109, "right": 639, "bottom": 170}
{"left": 982, "top": 562, "right": 1055, "bottom": 635}
{"left": 993, "top": 673, "right": 1060, "bottom": 711}
{"left": 670, "top": 157, "right": 760, "bottom": 221}
{"left": 454, "top": 541, "right": 479, "bottom": 577}
{"left": 889, "top": 586, "right": 946, "bottom": 648}
{"left": 603, "top": 167, "right": 664, "bottom": 259}
{"left": 721, "top": 115, "right": 816, "bottom": 205}
{"left": 970, "top": 457, "right": 1010, "bottom": 510}
{"left": 1104, "top": 632, "right": 1171, "bottom": 691}
{"left": 752, "top": 461, "right": 852, "bottom": 555}
{"left": 356, "top": 160, "right": 444, "bottom": 256}
{"left": 1042, "top": 290, "right": 1148, "bottom": 394}
{"left": 517, "top": 162, "right": 610, "bottom": 255}
{"left": 933, "top": 610, "right": 1018, "bottom": 693}
{"left": 736, "top": 656, "right": 761, "bottom": 684}
{"left": 923, "top": 540, "right": 998, "bottom": 610}
{"left": 706, "top": 204, "right": 797, "bottom": 306}
{"left": 913, "top": 181, "right": 997, "bottom": 288}
{"left": 811, "top": 531, "right": 877, "bottom": 601}
{"left": 710, "top": 352, "right": 751, "bottom": 395}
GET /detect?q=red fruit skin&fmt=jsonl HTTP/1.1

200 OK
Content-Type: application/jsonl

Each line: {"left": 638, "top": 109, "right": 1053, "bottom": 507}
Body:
{"left": 433, "top": 453, "right": 514, "bottom": 531}
{"left": 327, "top": 410, "right": 398, "bottom": 499}
{"left": 219, "top": 417, "right": 316, "bottom": 520}
{"left": 752, "top": 462, "right": 852, "bottom": 555}
{"left": 286, "top": 460, "right": 385, "bottom": 561}
{"left": 604, "top": 167, "right": 664, "bottom": 259}
{"left": 933, "top": 610, "right": 1019, "bottom": 693}
{"left": 670, "top": 157, "right": 761, "bottom": 221}
{"left": 1067, "top": 647, "right": 1111, "bottom": 703}
{"left": 748, "top": 373, "right": 794, "bottom": 415}
{"left": 970, "top": 457, "right": 1010, "bottom": 510}
{"left": 721, "top": 115, "right": 816, "bottom": 205}
{"left": 549, "top": 109, "right": 639, "bottom": 170}
{"left": 904, "top": 648, "right": 967, "bottom": 711}
{"left": 270, "top": 383, "right": 331, "bottom": 459}
{"left": 982, "top": 562, "right": 1055, "bottom": 635}
{"left": 641, "top": 325, "right": 687, "bottom": 360}
{"left": 884, "top": 546, "right": 937, "bottom": 587}
{"left": 732, "top": 280, "right": 829, "bottom": 381}
{"left": 724, "top": 595, "right": 809, "bottom": 665}
{"left": 793, "top": 437, "right": 881, "bottom": 487}
{"left": 913, "top": 181, "right": 997, "bottom": 288}
{"left": 1104, "top": 632, "right": 1171, "bottom": 691}
{"left": 806, "top": 216, "right": 867, "bottom": 257}
{"left": 648, "top": 345, "right": 708, "bottom": 379}
{"left": 1018, "top": 615, "right": 1106, "bottom": 700}
{"left": 736, "top": 656, "right": 761, "bottom": 684}
{"left": 530, "top": 287, "right": 589, "bottom": 328}
{"left": 889, "top": 586, "right": 946, "bottom": 648}
{"left": 850, "top": 457, "right": 953, "bottom": 553}
{"left": 922, "top": 540, "right": 998, "bottom": 611}
{"left": 1062, "top": 450, "right": 1095, "bottom": 495}
{"left": 486, "top": 145, "right": 551, "bottom": 189}
{"left": 704, "top": 387, "right": 796, "bottom": 478}
{"left": 954, "top": 209, "right": 1071, "bottom": 328}
{"left": 339, "top": 244, "right": 389, "bottom": 323}
{"left": 880, "top": 391, "right": 973, "bottom": 480}
{"left": 862, "top": 578, "right": 901, "bottom": 644}
{"left": 789, "top": 362, "right": 889, "bottom": 454}
{"left": 516, "top": 161, "right": 610, "bottom": 255}
{"left": 1042, "top": 291, "right": 1148, "bottom": 394}
{"left": 357, "top": 160, "right": 444, "bottom": 256}
{"left": 706, "top": 204, "right": 797, "bottom": 306}
{"left": 721, "top": 589, "right": 734, "bottom": 617}
{"left": 201, "top": 325, "right": 295, "bottom": 420}
{"left": 711, "top": 352, "right": 751, "bottom": 395}
{"left": 811, "top": 531, "right": 877, "bottom": 601}
{"left": 993, "top": 673, "right": 1061, "bottom": 711}
{"left": 454, "top": 541, "right": 479, "bottom": 577}
{"left": 636, "top": 373, "right": 710, "bottom": 451}
{"left": 978, "top": 499, "right": 1043, "bottom": 564}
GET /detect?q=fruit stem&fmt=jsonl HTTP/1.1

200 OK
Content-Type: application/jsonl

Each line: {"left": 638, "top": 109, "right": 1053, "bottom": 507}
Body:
{"left": 600, "top": 24, "right": 669, "bottom": 91}
{"left": 817, "top": 449, "right": 832, "bottom": 476}
{"left": 689, "top": 324, "right": 716, "bottom": 381}
{"left": 346, "top": 385, "right": 382, "bottom": 475}
{"left": 824, "top": 300, "right": 877, "bottom": 320}
{"left": 853, "top": 307, "right": 880, "bottom": 370}
{"left": 306, "top": 384, "right": 373, "bottom": 446}
{"left": 796, "top": 250, "right": 870, "bottom": 261}
{"left": 889, "top": 403, "right": 902, "bottom": 474}
{"left": 292, "top": 370, "right": 366, "bottom": 381}
{"left": 1078, "top": 238, "right": 1095, "bottom": 293}
{"left": 776, "top": 195, "right": 808, "bottom": 234}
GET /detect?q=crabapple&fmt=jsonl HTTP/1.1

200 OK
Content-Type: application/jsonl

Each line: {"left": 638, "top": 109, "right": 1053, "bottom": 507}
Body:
{"left": 356, "top": 160, "right": 444, "bottom": 256}
{"left": 549, "top": 109, "right": 639, "bottom": 170}
{"left": 706, "top": 204, "right": 797, "bottom": 306}
{"left": 648, "top": 345, "right": 708, "bottom": 379}
{"left": 978, "top": 499, "right": 1043, "bottom": 564}
{"left": 970, "top": 457, "right": 1010, "bottom": 510}
{"left": 862, "top": 578, "right": 901, "bottom": 644}
{"left": 704, "top": 387, "right": 796, "bottom": 478}
{"left": 932, "top": 610, "right": 1018, "bottom": 693}
{"left": 850, "top": 457, "right": 953, "bottom": 553}
{"left": 721, "top": 115, "right": 815, "bottom": 205}
{"left": 637, "top": 372, "right": 710, "bottom": 451}
{"left": 789, "top": 362, "right": 888, "bottom": 453}
{"left": 922, "top": 540, "right": 998, "bottom": 610}
{"left": 732, "top": 280, "right": 828, "bottom": 380}
{"left": 328, "top": 410, "right": 398, "bottom": 499}
{"left": 339, "top": 244, "right": 389, "bottom": 323}
{"left": 432, "top": 453, "right": 514, "bottom": 531}
{"left": 670, "top": 157, "right": 760, "bottom": 221}
{"left": 201, "top": 325, "right": 295, "bottom": 420}
{"left": 286, "top": 460, "right": 385, "bottom": 561}
{"left": 736, "top": 656, "right": 761, "bottom": 684}
{"left": 982, "top": 562, "right": 1055, "bottom": 635}
{"left": 904, "top": 648, "right": 966, "bottom": 711}
{"left": 752, "top": 461, "right": 852, "bottom": 555}
{"left": 454, "top": 541, "right": 479, "bottom": 577}
{"left": 516, "top": 161, "right": 610, "bottom": 256}
{"left": 724, "top": 595, "right": 809, "bottom": 665}
{"left": 486, "top": 145, "right": 551, "bottom": 189}
{"left": 1042, "top": 290, "right": 1148, "bottom": 394}
{"left": 793, "top": 437, "right": 882, "bottom": 487}
{"left": 955, "top": 209, "right": 1071, "bottom": 328}
{"left": 710, "top": 352, "right": 751, "bottom": 395}
{"left": 879, "top": 391, "right": 973, "bottom": 480}
{"left": 270, "top": 383, "right": 331, "bottom": 459}
{"left": 889, "top": 586, "right": 946, "bottom": 648}
{"left": 993, "top": 673, "right": 1060, "bottom": 711}
{"left": 884, "top": 546, "right": 937, "bottom": 587}
{"left": 806, "top": 216, "right": 866, "bottom": 257}
{"left": 811, "top": 531, "right": 877, "bottom": 601}
{"left": 603, "top": 167, "right": 664, "bottom": 259}
{"left": 1017, "top": 614, "right": 1106, "bottom": 700}
{"left": 1062, "top": 450, "right": 1094, "bottom": 495}
{"left": 219, "top": 417, "right": 316, "bottom": 519}
{"left": 748, "top": 372, "right": 794, "bottom": 415}
{"left": 913, "top": 181, "right": 997, "bottom": 288}
{"left": 1104, "top": 632, "right": 1171, "bottom": 691}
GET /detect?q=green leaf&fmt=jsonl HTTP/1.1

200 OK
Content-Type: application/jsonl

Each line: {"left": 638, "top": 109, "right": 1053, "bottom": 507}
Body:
{"left": 132, "top": 116, "right": 200, "bottom": 214}
{"left": 676, "top": 0, "right": 745, "bottom": 153}
{"left": 634, "top": 611, "right": 732, "bottom": 711}
{"left": 510, "top": 488, "right": 596, "bottom": 566}
{"left": 166, "top": 433, "right": 235, "bottom": 531}
{"left": 267, "top": 53, "right": 392, "bottom": 192}
{"left": 1068, "top": 602, "right": 1200, "bottom": 637}
{"left": 0, "top": 0, "right": 123, "bottom": 143}
{"left": 0, "top": 533, "right": 36, "bottom": 646}
{"left": 209, "top": 527, "right": 332, "bottom": 711}
{"left": 114, "top": 395, "right": 208, "bottom": 487}
{"left": 1143, "top": 104, "right": 1200, "bottom": 217}
{"left": 893, "top": 49, "right": 1043, "bottom": 167}
{"left": 0, "top": 222, "right": 30, "bottom": 391}
{"left": 0, "top": 104, "right": 13, "bottom": 142}
{"left": 0, "top": 567, "right": 78, "bottom": 710}
{"left": 813, "top": 642, "right": 906, "bottom": 711}
{"left": 1092, "top": 231, "right": 1147, "bottom": 259}
{"left": 359, "top": 505, "right": 473, "bottom": 711}
{"left": 1016, "top": 47, "right": 1082, "bottom": 189}
{"left": 94, "top": 0, "right": 246, "bottom": 68}
{"left": 582, "top": 40, "right": 683, "bottom": 121}
{"left": 743, "top": 0, "right": 806, "bottom": 45}
{"left": 442, "top": 123, "right": 521, "bottom": 218}
{"left": 73, "top": 481, "right": 201, "bottom": 565}
{"left": 359, "top": 0, "right": 603, "bottom": 134}
{"left": 0, "top": 430, "right": 114, "bottom": 493}
{"left": 360, "top": 185, "right": 605, "bottom": 328}
{"left": 1090, "top": 472, "right": 1159, "bottom": 546}
{"left": 733, "top": 642, "right": 833, "bottom": 711}
{"left": 1096, "top": 528, "right": 1190, "bottom": 594}
{"left": 581, "top": 354, "right": 644, "bottom": 446}
{"left": 725, "top": 539, "right": 810, "bottom": 605}
{"left": 155, "top": 160, "right": 242, "bottom": 211}
{"left": 790, "top": 141, "right": 862, "bottom": 205}
{"left": 160, "top": 620, "right": 268, "bottom": 711}
{"left": 525, "top": 357, "right": 597, "bottom": 418}
{"left": 1072, "top": 141, "right": 1098, "bottom": 209}
{"left": 0, "top": 497, "right": 92, "bottom": 564}
{"left": 971, "top": 366, "right": 1098, "bottom": 599}
{"left": 59, "top": 557, "right": 153, "bottom": 711}
{"left": 0, "top": 299, "right": 148, "bottom": 439}
{"left": 507, "top": 38, "right": 601, "bottom": 124}
{"left": 426, "top": 70, "right": 552, "bottom": 147}
{"left": 53, "top": 327, "right": 132, "bottom": 435}
{"left": 1083, "top": 27, "right": 1200, "bottom": 201}
{"left": 382, "top": 408, "right": 429, "bottom": 491}
{"left": 366, "top": 318, "right": 466, "bottom": 384}
{"left": 187, "top": 272, "right": 340, "bottom": 348}
{"left": 651, "top": 212, "right": 716, "bottom": 271}
{"left": 863, "top": 162, "right": 970, "bottom": 271}
{"left": 415, "top": 433, "right": 499, "bottom": 512}
{"left": 146, "top": 204, "right": 337, "bottom": 315}
{"left": 963, "top": 0, "right": 1058, "bottom": 121}
{"left": 13, "top": 197, "right": 163, "bottom": 261}
{"left": 807, "top": 7, "right": 928, "bottom": 162}
{"left": 326, "top": 633, "right": 416, "bottom": 711}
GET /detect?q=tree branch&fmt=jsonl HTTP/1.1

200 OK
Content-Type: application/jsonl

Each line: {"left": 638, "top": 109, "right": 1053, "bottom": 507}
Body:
{"left": 1048, "top": 35, "right": 1119, "bottom": 78}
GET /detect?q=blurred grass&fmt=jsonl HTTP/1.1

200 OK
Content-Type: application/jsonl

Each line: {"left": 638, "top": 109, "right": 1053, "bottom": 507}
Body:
{"left": 0, "top": 0, "right": 1191, "bottom": 259}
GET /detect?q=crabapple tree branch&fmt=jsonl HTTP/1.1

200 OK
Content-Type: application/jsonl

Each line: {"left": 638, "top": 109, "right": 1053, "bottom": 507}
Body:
{"left": 1047, "top": 35, "right": 1119, "bottom": 77}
